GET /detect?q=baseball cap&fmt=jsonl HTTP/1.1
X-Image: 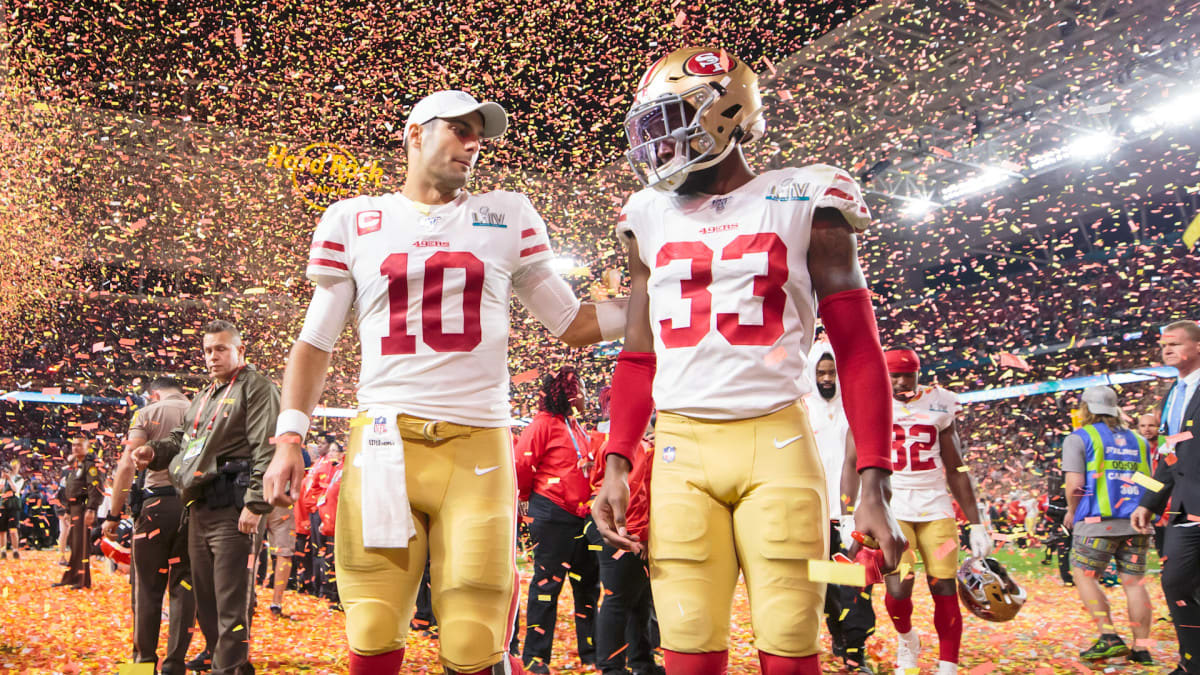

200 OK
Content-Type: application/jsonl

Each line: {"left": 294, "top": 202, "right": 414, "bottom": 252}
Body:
{"left": 405, "top": 90, "right": 508, "bottom": 140}
{"left": 1080, "top": 385, "right": 1121, "bottom": 417}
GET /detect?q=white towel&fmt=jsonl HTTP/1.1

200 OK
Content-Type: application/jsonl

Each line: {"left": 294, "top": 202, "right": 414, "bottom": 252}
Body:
{"left": 356, "top": 407, "right": 416, "bottom": 548}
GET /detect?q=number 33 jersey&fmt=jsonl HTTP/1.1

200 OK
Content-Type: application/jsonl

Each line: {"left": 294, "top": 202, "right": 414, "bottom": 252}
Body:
{"left": 890, "top": 385, "right": 961, "bottom": 521}
{"left": 306, "top": 191, "right": 554, "bottom": 427}
{"left": 618, "top": 164, "right": 871, "bottom": 420}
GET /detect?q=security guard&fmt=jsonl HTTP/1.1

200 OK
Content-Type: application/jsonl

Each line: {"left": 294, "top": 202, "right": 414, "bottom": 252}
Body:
{"left": 133, "top": 321, "right": 280, "bottom": 675}
{"left": 106, "top": 377, "right": 202, "bottom": 673}
{"left": 53, "top": 438, "right": 103, "bottom": 589}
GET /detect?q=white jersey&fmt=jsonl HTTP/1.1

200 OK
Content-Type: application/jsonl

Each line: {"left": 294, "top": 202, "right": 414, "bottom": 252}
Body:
{"left": 890, "top": 385, "right": 961, "bottom": 522}
{"left": 306, "top": 190, "right": 554, "bottom": 426}
{"left": 805, "top": 391, "right": 850, "bottom": 518}
{"left": 618, "top": 164, "right": 871, "bottom": 420}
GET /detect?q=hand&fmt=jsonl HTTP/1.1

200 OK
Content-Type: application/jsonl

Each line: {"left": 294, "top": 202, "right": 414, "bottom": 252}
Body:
{"left": 590, "top": 454, "right": 642, "bottom": 553}
{"left": 1131, "top": 506, "right": 1155, "bottom": 535}
{"left": 968, "top": 523, "right": 993, "bottom": 558}
{"left": 852, "top": 469, "right": 907, "bottom": 573}
{"left": 519, "top": 500, "right": 529, "bottom": 518}
{"left": 238, "top": 506, "right": 262, "bottom": 535}
{"left": 837, "top": 514, "right": 855, "bottom": 549}
{"left": 131, "top": 445, "right": 155, "bottom": 471}
{"left": 84, "top": 509, "right": 96, "bottom": 528}
{"left": 101, "top": 519, "right": 118, "bottom": 539}
{"left": 263, "top": 439, "right": 307, "bottom": 507}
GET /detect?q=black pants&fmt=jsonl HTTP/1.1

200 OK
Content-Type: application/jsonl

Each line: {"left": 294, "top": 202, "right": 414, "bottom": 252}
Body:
{"left": 823, "top": 523, "right": 876, "bottom": 666}
{"left": 584, "top": 516, "right": 658, "bottom": 674}
{"left": 1161, "top": 524, "right": 1200, "bottom": 673}
{"left": 412, "top": 554, "right": 437, "bottom": 631}
{"left": 132, "top": 493, "right": 196, "bottom": 673}
{"left": 522, "top": 493, "right": 600, "bottom": 668}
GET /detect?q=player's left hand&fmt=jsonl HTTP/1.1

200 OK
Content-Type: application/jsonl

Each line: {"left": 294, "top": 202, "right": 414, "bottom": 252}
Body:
{"left": 853, "top": 469, "right": 907, "bottom": 573}
{"left": 238, "top": 506, "right": 262, "bottom": 535}
{"left": 968, "top": 523, "right": 993, "bottom": 558}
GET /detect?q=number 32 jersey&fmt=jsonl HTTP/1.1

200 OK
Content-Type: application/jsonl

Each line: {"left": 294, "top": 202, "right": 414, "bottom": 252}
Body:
{"left": 618, "top": 164, "right": 871, "bottom": 420}
{"left": 890, "top": 385, "right": 961, "bottom": 521}
{"left": 306, "top": 190, "right": 554, "bottom": 427}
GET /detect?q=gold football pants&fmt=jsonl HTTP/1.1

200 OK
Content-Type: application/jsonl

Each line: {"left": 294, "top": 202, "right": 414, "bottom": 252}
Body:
{"left": 649, "top": 402, "right": 829, "bottom": 657}
{"left": 337, "top": 414, "right": 519, "bottom": 672}
{"left": 897, "top": 517, "right": 959, "bottom": 580}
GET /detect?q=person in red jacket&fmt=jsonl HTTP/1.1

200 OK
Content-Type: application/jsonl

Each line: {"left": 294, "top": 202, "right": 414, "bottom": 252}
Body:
{"left": 515, "top": 366, "right": 601, "bottom": 674}
{"left": 301, "top": 442, "right": 342, "bottom": 602}
{"left": 588, "top": 416, "right": 662, "bottom": 675}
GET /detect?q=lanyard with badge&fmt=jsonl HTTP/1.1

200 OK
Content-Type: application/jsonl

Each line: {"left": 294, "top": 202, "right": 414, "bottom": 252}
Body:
{"left": 182, "top": 368, "right": 241, "bottom": 462}
{"left": 560, "top": 415, "right": 589, "bottom": 471}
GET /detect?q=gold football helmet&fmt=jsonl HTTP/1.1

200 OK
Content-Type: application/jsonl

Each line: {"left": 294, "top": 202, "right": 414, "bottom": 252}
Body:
{"left": 625, "top": 47, "right": 765, "bottom": 191}
{"left": 957, "top": 556, "right": 1027, "bottom": 622}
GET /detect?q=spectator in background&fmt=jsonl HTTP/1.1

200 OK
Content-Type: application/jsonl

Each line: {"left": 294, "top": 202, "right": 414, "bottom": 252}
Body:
{"left": 805, "top": 344, "right": 876, "bottom": 674}
{"left": 516, "top": 366, "right": 600, "bottom": 674}
{"left": 1063, "top": 386, "right": 1154, "bottom": 664}
{"left": 1136, "top": 412, "right": 1171, "bottom": 558}
{"left": 314, "top": 444, "right": 342, "bottom": 609}
{"left": 0, "top": 461, "right": 24, "bottom": 558}
{"left": 587, "top": 415, "right": 661, "bottom": 675}
{"left": 54, "top": 438, "right": 104, "bottom": 589}
{"left": 263, "top": 505, "right": 296, "bottom": 617}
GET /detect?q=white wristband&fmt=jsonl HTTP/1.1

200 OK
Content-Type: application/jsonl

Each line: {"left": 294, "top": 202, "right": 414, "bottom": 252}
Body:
{"left": 595, "top": 300, "right": 627, "bottom": 341}
{"left": 275, "top": 408, "right": 310, "bottom": 440}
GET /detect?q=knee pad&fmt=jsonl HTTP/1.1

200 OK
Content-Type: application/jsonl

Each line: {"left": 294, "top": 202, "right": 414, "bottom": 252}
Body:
{"left": 443, "top": 507, "right": 512, "bottom": 593}
{"left": 651, "top": 492, "right": 713, "bottom": 562}
{"left": 345, "top": 599, "right": 405, "bottom": 654}
{"left": 439, "top": 618, "right": 500, "bottom": 672}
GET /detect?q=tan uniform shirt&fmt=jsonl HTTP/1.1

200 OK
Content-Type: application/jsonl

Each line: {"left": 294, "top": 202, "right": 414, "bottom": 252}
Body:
{"left": 130, "top": 391, "right": 191, "bottom": 489}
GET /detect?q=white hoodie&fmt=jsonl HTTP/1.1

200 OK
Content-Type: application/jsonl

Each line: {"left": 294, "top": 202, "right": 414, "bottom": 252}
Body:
{"left": 802, "top": 341, "right": 852, "bottom": 519}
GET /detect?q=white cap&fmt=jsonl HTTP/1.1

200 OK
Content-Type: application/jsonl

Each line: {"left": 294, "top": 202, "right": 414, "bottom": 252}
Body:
{"left": 1080, "top": 385, "right": 1121, "bottom": 418}
{"left": 405, "top": 90, "right": 508, "bottom": 140}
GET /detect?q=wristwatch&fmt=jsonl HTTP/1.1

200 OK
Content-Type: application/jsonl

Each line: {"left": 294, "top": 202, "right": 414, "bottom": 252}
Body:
{"left": 105, "top": 513, "right": 121, "bottom": 523}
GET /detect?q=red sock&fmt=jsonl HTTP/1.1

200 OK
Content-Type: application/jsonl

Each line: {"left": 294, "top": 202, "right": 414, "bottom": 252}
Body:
{"left": 349, "top": 648, "right": 405, "bottom": 675}
{"left": 664, "top": 649, "right": 728, "bottom": 675}
{"left": 884, "top": 593, "right": 914, "bottom": 634}
{"left": 758, "top": 651, "right": 820, "bottom": 675}
{"left": 932, "top": 593, "right": 962, "bottom": 663}
{"left": 455, "top": 653, "right": 527, "bottom": 674}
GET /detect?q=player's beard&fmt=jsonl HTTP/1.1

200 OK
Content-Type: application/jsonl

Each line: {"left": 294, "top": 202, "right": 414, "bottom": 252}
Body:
{"left": 893, "top": 389, "right": 917, "bottom": 402}
{"left": 817, "top": 382, "right": 836, "bottom": 400}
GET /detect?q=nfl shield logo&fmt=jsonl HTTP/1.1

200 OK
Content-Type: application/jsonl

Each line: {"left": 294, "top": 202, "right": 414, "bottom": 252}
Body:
{"left": 662, "top": 446, "right": 676, "bottom": 463}
{"left": 373, "top": 416, "right": 387, "bottom": 434}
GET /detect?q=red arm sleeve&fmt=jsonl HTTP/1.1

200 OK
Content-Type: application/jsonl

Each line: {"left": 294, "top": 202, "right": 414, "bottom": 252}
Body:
{"left": 603, "top": 351, "right": 656, "bottom": 465}
{"left": 818, "top": 288, "right": 893, "bottom": 473}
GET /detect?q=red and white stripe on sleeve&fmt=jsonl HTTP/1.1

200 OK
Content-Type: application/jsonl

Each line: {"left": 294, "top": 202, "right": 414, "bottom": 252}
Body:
{"left": 516, "top": 195, "right": 555, "bottom": 267}
{"left": 306, "top": 205, "right": 353, "bottom": 285}
{"left": 811, "top": 164, "right": 872, "bottom": 232}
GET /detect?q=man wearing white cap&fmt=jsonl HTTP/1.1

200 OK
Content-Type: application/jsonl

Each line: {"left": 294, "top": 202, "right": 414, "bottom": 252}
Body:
{"left": 263, "top": 90, "right": 626, "bottom": 675}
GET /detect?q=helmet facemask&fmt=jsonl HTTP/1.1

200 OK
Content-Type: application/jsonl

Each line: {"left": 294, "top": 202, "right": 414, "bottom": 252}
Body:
{"left": 624, "top": 85, "right": 731, "bottom": 192}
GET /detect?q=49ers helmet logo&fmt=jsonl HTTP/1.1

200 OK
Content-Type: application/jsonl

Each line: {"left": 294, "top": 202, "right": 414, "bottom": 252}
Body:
{"left": 684, "top": 50, "right": 732, "bottom": 76}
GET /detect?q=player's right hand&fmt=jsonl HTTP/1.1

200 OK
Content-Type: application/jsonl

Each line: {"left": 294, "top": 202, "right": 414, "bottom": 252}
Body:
{"left": 264, "top": 439, "right": 307, "bottom": 507}
{"left": 101, "top": 519, "right": 118, "bottom": 539}
{"left": 131, "top": 445, "right": 155, "bottom": 471}
{"left": 591, "top": 455, "right": 641, "bottom": 553}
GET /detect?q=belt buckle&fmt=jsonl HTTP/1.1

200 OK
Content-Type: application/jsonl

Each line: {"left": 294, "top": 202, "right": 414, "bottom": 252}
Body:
{"left": 421, "top": 421, "right": 441, "bottom": 442}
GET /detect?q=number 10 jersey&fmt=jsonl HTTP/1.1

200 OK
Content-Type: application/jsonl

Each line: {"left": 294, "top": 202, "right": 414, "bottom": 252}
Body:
{"left": 617, "top": 164, "right": 872, "bottom": 420}
{"left": 306, "top": 190, "right": 555, "bottom": 427}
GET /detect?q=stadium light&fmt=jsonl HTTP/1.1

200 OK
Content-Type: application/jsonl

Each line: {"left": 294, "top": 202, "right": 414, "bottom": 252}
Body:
{"left": 1067, "top": 131, "right": 1119, "bottom": 160}
{"left": 900, "top": 197, "right": 940, "bottom": 218}
{"left": 941, "top": 168, "right": 1013, "bottom": 202}
{"left": 1129, "top": 91, "right": 1200, "bottom": 133}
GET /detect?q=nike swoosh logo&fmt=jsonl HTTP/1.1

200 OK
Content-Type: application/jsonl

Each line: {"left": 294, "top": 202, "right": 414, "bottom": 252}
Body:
{"left": 474, "top": 465, "right": 500, "bottom": 476}
{"left": 773, "top": 434, "right": 804, "bottom": 449}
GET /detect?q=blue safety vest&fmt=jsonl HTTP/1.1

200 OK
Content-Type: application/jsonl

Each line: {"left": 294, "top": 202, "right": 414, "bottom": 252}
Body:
{"left": 1071, "top": 423, "right": 1151, "bottom": 523}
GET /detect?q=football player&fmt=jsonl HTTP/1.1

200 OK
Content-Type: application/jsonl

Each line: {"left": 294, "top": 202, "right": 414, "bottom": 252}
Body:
{"left": 262, "top": 90, "right": 626, "bottom": 675}
{"left": 591, "top": 47, "right": 906, "bottom": 675}
{"left": 881, "top": 348, "right": 992, "bottom": 675}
